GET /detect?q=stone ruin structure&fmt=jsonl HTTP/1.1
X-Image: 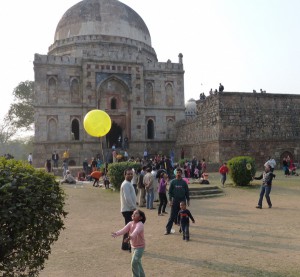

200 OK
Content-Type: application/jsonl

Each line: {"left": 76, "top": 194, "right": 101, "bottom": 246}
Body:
{"left": 177, "top": 92, "right": 300, "bottom": 167}
{"left": 33, "top": 0, "right": 300, "bottom": 169}
{"left": 33, "top": 0, "right": 185, "bottom": 166}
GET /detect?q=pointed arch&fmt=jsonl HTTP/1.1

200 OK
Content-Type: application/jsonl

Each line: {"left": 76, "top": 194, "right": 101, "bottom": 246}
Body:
{"left": 47, "top": 118, "right": 57, "bottom": 141}
{"left": 111, "top": 97, "right": 117, "bottom": 109}
{"left": 47, "top": 77, "right": 57, "bottom": 104}
{"left": 97, "top": 75, "right": 130, "bottom": 110}
{"left": 145, "top": 82, "right": 154, "bottom": 106}
{"left": 71, "top": 118, "right": 80, "bottom": 140}
{"left": 147, "top": 119, "right": 155, "bottom": 139}
{"left": 70, "top": 78, "right": 80, "bottom": 103}
{"left": 166, "top": 118, "right": 175, "bottom": 139}
{"left": 165, "top": 83, "right": 174, "bottom": 106}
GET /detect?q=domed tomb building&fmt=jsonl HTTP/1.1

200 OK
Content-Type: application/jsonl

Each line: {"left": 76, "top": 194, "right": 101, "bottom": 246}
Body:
{"left": 33, "top": 0, "right": 185, "bottom": 166}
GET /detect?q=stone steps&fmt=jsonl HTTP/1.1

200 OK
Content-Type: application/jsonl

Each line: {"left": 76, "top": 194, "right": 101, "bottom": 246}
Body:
{"left": 188, "top": 184, "right": 225, "bottom": 199}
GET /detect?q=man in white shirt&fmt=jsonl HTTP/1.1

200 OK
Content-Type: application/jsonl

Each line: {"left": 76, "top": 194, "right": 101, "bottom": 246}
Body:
{"left": 28, "top": 153, "right": 33, "bottom": 165}
{"left": 120, "top": 168, "right": 136, "bottom": 250}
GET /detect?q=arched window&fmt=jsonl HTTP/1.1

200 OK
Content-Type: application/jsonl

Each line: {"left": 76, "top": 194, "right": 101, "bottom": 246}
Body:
{"left": 147, "top": 119, "right": 155, "bottom": 139}
{"left": 48, "top": 77, "right": 57, "bottom": 104}
{"left": 145, "top": 82, "right": 154, "bottom": 106}
{"left": 165, "top": 83, "right": 174, "bottom": 106}
{"left": 111, "top": 98, "right": 117, "bottom": 109}
{"left": 70, "top": 78, "right": 80, "bottom": 103}
{"left": 47, "top": 118, "right": 57, "bottom": 141}
{"left": 167, "top": 119, "right": 175, "bottom": 139}
{"left": 71, "top": 119, "right": 80, "bottom": 140}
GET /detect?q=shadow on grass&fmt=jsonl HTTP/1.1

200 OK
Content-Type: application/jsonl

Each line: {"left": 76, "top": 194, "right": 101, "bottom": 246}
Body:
{"left": 145, "top": 251, "right": 291, "bottom": 277}
{"left": 225, "top": 183, "right": 261, "bottom": 190}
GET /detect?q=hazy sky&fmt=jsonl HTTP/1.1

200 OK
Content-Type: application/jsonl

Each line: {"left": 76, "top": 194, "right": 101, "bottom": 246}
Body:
{"left": 1, "top": 0, "right": 300, "bottom": 120}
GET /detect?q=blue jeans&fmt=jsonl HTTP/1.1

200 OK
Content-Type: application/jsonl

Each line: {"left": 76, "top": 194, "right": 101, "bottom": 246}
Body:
{"left": 146, "top": 188, "right": 154, "bottom": 209}
{"left": 258, "top": 185, "right": 272, "bottom": 207}
{"left": 220, "top": 174, "right": 226, "bottom": 185}
{"left": 181, "top": 222, "right": 190, "bottom": 240}
{"left": 131, "top": 247, "right": 145, "bottom": 277}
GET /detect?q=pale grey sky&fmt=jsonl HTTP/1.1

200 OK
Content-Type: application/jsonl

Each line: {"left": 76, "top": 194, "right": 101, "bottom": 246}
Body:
{"left": 1, "top": 0, "right": 300, "bottom": 120}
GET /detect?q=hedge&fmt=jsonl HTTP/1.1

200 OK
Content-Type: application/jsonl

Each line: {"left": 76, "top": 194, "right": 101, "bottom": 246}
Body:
{"left": 108, "top": 162, "right": 141, "bottom": 191}
{"left": 0, "top": 158, "right": 67, "bottom": 276}
{"left": 227, "top": 156, "right": 256, "bottom": 186}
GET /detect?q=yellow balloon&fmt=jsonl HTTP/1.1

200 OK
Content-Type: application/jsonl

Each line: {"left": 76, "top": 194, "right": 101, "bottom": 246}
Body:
{"left": 84, "top": 110, "right": 112, "bottom": 137}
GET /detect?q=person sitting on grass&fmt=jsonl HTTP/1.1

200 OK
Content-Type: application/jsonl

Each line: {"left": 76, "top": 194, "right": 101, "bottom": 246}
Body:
{"left": 60, "top": 170, "right": 76, "bottom": 184}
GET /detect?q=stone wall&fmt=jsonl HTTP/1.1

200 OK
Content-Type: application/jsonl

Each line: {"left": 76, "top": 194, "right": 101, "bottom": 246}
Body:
{"left": 176, "top": 92, "right": 300, "bottom": 167}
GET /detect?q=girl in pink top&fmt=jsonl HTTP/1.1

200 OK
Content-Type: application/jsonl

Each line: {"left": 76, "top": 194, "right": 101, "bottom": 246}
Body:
{"left": 112, "top": 209, "right": 146, "bottom": 277}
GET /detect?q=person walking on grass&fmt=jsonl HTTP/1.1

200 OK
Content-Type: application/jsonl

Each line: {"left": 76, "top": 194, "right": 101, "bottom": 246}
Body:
{"left": 254, "top": 164, "right": 275, "bottom": 209}
{"left": 112, "top": 209, "right": 146, "bottom": 277}
{"left": 158, "top": 172, "right": 169, "bottom": 216}
{"left": 165, "top": 168, "right": 190, "bottom": 235}
{"left": 177, "top": 201, "right": 195, "bottom": 241}
{"left": 219, "top": 162, "right": 229, "bottom": 187}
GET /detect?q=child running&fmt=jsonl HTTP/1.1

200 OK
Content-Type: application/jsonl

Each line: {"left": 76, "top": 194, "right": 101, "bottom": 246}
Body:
{"left": 112, "top": 209, "right": 146, "bottom": 277}
{"left": 177, "top": 201, "right": 195, "bottom": 241}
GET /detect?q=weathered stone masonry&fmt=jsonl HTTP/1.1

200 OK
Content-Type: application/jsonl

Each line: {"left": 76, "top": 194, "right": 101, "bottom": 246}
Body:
{"left": 176, "top": 92, "right": 300, "bottom": 167}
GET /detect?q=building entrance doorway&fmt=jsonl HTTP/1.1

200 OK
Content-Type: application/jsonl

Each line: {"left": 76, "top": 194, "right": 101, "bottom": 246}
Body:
{"left": 106, "top": 122, "right": 122, "bottom": 148}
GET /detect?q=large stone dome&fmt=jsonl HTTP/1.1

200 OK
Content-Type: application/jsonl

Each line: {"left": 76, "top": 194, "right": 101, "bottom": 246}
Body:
{"left": 54, "top": 0, "right": 152, "bottom": 46}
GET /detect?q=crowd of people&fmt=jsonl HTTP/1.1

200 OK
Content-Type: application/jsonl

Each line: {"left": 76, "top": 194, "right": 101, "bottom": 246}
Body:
{"left": 22, "top": 148, "right": 300, "bottom": 276}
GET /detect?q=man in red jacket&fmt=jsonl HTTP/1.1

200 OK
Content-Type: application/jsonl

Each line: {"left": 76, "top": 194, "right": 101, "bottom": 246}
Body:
{"left": 219, "top": 162, "right": 229, "bottom": 187}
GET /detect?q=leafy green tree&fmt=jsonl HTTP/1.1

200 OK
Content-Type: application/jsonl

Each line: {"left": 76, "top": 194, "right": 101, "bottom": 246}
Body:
{"left": 7, "top": 81, "right": 34, "bottom": 130}
{"left": 0, "top": 158, "right": 67, "bottom": 276}
{"left": 227, "top": 156, "right": 256, "bottom": 186}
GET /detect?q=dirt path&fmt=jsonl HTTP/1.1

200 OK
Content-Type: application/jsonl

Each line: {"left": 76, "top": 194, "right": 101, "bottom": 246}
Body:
{"left": 40, "top": 173, "right": 300, "bottom": 277}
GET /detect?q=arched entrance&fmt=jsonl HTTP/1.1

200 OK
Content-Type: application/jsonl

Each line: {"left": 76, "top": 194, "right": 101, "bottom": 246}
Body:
{"left": 106, "top": 122, "right": 122, "bottom": 148}
{"left": 147, "top": 119, "right": 154, "bottom": 139}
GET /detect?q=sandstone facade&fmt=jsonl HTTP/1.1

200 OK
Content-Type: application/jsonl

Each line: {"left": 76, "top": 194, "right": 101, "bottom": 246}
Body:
{"left": 33, "top": 0, "right": 185, "bottom": 167}
{"left": 176, "top": 92, "right": 300, "bottom": 167}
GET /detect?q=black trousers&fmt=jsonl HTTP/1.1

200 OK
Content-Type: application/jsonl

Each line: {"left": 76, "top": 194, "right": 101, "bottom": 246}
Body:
{"left": 158, "top": 193, "right": 167, "bottom": 214}
{"left": 121, "top": 211, "right": 133, "bottom": 250}
{"left": 166, "top": 200, "right": 181, "bottom": 233}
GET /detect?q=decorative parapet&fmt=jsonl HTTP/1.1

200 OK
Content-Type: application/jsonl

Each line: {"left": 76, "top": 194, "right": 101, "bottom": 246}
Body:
{"left": 145, "top": 61, "right": 184, "bottom": 72}
{"left": 48, "top": 35, "right": 156, "bottom": 56}
{"left": 34, "top": 54, "right": 82, "bottom": 65}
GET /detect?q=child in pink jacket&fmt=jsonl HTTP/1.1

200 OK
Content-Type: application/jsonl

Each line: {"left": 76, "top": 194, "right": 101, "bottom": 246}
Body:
{"left": 112, "top": 209, "right": 146, "bottom": 277}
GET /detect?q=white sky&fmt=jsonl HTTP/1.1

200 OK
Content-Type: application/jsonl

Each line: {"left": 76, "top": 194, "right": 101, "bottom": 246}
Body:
{"left": 1, "top": 0, "right": 300, "bottom": 120}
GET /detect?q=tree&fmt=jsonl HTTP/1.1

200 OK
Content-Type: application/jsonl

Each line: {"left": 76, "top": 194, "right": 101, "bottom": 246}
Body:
{"left": 0, "top": 136, "right": 33, "bottom": 161}
{"left": 7, "top": 81, "right": 34, "bottom": 130}
{"left": 0, "top": 158, "right": 67, "bottom": 276}
{"left": 0, "top": 120, "right": 16, "bottom": 144}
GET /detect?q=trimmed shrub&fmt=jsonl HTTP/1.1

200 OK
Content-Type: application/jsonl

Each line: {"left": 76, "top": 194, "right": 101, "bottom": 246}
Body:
{"left": 0, "top": 158, "right": 67, "bottom": 276}
{"left": 108, "top": 162, "right": 141, "bottom": 191}
{"left": 177, "top": 158, "right": 191, "bottom": 166}
{"left": 227, "top": 156, "right": 256, "bottom": 186}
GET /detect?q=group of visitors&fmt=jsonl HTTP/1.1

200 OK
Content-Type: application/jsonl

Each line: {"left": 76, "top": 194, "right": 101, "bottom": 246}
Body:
{"left": 112, "top": 166, "right": 194, "bottom": 276}
{"left": 111, "top": 154, "right": 286, "bottom": 276}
